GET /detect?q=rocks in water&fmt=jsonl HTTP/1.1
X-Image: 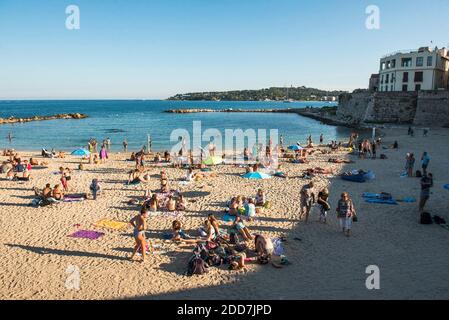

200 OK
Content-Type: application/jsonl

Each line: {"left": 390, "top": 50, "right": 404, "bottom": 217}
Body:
{"left": 0, "top": 113, "right": 88, "bottom": 125}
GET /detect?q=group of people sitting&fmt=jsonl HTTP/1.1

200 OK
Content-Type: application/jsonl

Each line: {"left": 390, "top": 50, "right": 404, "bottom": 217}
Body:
{"left": 2, "top": 157, "right": 33, "bottom": 181}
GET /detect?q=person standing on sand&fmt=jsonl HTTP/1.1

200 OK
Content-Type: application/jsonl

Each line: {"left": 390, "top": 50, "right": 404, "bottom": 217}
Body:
{"left": 419, "top": 173, "right": 433, "bottom": 212}
{"left": 99, "top": 144, "right": 108, "bottom": 164}
{"left": 405, "top": 153, "right": 415, "bottom": 177}
{"left": 106, "top": 138, "right": 111, "bottom": 152}
{"left": 300, "top": 181, "right": 316, "bottom": 223}
{"left": 336, "top": 192, "right": 357, "bottom": 237}
{"left": 421, "top": 152, "right": 431, "bottom": 176}
{"left": 317, "top": 187, "right": 330, "bottom": 223}
{"left": 130, "top": 208, "right": 149, "bottom": 262}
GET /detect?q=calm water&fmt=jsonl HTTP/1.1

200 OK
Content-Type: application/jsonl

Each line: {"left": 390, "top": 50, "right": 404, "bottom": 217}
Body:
{"left": 0, "top": 100, "right": 351, "bottom": 152}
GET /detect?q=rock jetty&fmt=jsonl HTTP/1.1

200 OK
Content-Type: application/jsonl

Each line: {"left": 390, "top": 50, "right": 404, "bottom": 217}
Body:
{"left": 0, "top": 113, "right": 88, "bottom": 125}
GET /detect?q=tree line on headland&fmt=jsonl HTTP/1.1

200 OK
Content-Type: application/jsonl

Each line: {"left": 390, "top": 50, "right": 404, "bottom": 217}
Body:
{"left": 167, "top": 86, "right": 347, "bottom": 101}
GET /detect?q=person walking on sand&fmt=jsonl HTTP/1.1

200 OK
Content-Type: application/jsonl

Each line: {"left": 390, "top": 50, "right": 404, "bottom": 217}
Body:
{"left": 421, "top": 152, "right": 431, "bottom": 176}
{"left": 336, "top": 192, "right": 357, "bottom": 237}
{"left": 317, "top": 187, "right": 330, "bottom": 223}
{"left": 419, "top": 173, "right": 433, "bottom": 212}
{"left": 300, "top": 181, "right": 316, "bottom": 223}
{"left": 99, "top": 144, "right": 108, "bottom": 164}
{"left": 130, "top": 208, "right": 149, "bottom": 262}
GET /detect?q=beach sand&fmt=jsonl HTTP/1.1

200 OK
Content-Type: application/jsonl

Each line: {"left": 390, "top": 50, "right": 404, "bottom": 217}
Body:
{"left": 1, "top": 127, "right": 449, "bottom": 300}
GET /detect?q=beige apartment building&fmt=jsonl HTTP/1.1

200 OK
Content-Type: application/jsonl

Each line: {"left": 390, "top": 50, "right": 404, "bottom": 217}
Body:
{"left": 378, "top": 47, "right": 449, "bottom": 92}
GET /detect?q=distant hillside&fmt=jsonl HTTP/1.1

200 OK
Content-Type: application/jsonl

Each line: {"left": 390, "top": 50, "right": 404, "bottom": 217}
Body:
{"left": 167, "top": 86, "right": 347, "bottom": 101}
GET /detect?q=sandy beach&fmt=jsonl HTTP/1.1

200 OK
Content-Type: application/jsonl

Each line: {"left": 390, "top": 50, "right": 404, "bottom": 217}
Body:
{"left": 1, "top": 127, "right": 449, "bottom": 300}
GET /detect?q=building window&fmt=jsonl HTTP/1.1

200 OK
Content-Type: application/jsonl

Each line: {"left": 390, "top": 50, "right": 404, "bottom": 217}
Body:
{"left": 391, "top": 85, "right": 394, "bottom": 91}
{"left": 401, "top": 58, "right": 412, "bottom": 67}
{"left": 391, "top": 59, "right": 396, "bottom": 68}
{"left": 381, "top": 62, "right": 386, "bottom": 71}
{"left": 415, "top": 84, "right": 421, "bottom": 91}
{"left": 381, "top": 75, "right": 384, "bottom": 84}
{"left": 391, "top": 73, "right": 395, "bottom": 82}
{"left": 427, "top": 56, "right": 433, "bottom": 67}
{"left": 402, "top": 84, "right": 408, "bottom": 92}
{"left": 414, "top": 71, "right": 423, "bottom": 82}
{"left": 385, "top": 86, "right": 388, "bottom": 92}
{"left": 403, "top": 72, "right": 409, "bottom": 83}
{"left": 386, "top": 74, "right": 389, "bottom": 83}
{"left": 416, "top": 57, "right": 424, "bottom": 67}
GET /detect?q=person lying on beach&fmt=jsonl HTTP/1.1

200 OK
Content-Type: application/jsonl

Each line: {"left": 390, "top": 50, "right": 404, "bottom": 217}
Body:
{"left": 274, "top": 164, "right": 288, "bottom": 178}
{"left": 29, "top": 158, "right": 48, "bottom": 166}
{"left": 306, "top": 167, "right": 334, "bottom": 175}
{"left": 328, "top": 158, "right": 354, "bottom": 164}
{"left": 171, "top": 220, "right": 196, "bottom": 243}
{"left": 14, "top": 167, "right": 32, "bottom": 181}
{"left": 130, "top": 208, "right": 149, "bottom": 262}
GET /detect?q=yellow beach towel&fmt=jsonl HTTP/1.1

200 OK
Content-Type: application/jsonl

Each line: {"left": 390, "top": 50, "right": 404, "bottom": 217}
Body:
{"left": 94, "top": 219, "right": 129, "bottom": 231}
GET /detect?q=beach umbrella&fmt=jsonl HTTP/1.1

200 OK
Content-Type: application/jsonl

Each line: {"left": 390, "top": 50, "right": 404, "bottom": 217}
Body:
{"left": 202, "top": 156, "right": 223, "bottom": 166}
{"left": 71, "top": 148, "right": 90, "bottom": 156}
{"left": 243, "top": 172, "right": 272, "bottom": 180}
{"left": 288, "top": 145, "right": 303, "bottom": 151}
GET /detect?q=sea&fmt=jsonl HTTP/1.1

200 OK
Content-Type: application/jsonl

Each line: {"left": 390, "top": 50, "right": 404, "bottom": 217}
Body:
{"left": 0, "top": 100, "right": 353, "bottom": 152}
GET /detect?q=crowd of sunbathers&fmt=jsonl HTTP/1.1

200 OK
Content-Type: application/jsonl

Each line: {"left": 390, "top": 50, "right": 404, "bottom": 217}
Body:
{"left": 1, "top": 156, "right": 34, "bottom": 181}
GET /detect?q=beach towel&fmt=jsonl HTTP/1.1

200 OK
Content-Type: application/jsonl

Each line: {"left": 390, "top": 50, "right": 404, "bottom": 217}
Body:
{"left": 222, "top": 213, "right": 237, "bottom": 222}
{"left": 365, "top": 198, "right": 398, "bottom": 205}
{"left": 342, "top": 173, "right": 366, "bottom": 183}
{"left": 148, "top": 210, "right": 184, "bottom": 219}
{"left": 444, "top": 184, "right": 449, "bottom": 190}
{"left": 94, "top": 219, "right": 129, "bottom": 231}
{"left": 362, "top": 193, "right": 393, "bottom": 200}
{"left": 272, "top": 238, "right": 284, "bottom": 257}
{"left": 63, "top": 196, "right": 85, "bottom": 203}
{"left": 69, "top": 230, "right": 104, "bottom": 240}
{"left": 400, "top": 171, "right": 408, "bottom": 178}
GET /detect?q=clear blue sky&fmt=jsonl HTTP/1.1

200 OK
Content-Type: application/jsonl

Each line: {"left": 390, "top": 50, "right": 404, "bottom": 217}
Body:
{"left": 0, "top": 0, "right": 448, "bottom": 99}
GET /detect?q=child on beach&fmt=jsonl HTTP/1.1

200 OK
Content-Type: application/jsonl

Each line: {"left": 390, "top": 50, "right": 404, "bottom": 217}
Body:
{"left": 336, "top": 192, "right": 357, "bottom": 237}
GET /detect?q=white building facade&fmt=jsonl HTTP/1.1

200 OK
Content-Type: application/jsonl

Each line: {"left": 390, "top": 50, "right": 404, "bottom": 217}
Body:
{"left": 378, "top": 47, "right": 449, "bottom": 92}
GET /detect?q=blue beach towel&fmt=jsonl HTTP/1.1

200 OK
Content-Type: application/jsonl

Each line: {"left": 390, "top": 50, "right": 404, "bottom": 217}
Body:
{"left": 365, "top": 198, "right": 398, "bottom": 205}
{"left": 444, "top": 184, "right": 449, "bottom": 190}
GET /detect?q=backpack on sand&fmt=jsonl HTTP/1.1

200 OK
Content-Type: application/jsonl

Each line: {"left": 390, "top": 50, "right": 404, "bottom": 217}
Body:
{"left": 420, "top": 212, "right": 433, "bottom": 225}
{"left": 187, "top": 254, "right": 208, "bottom": 276}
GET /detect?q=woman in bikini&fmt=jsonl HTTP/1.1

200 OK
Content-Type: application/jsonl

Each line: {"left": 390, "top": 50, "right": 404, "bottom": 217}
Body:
{"left": 130, "top": 208, "right": 149, "bottom": 262}
{"left": 176, "top": 194, "right": 187, "bottom": 211}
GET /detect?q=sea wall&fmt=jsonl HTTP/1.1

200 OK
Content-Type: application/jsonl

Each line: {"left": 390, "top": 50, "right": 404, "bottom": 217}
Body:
{"left": 414, "top": 91, "right": 449, "bottom": 127}
{"left": 338, "top": 91, "right": 449, "bottom": 127}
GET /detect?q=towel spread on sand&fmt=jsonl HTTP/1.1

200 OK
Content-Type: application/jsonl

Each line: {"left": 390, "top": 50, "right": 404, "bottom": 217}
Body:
{"left": 69, "top": 230, "right": 104, "bottom": 240}
{"left": 94, "top": 219, "right": 129, "bottom": 231}
{"left": 222, "top": 213, "right": 237, "bottom": 222}
{"left": 63, "top": 196, "right": 85, "bottom": 203}
{"left": 444, "top": 184, "right": 449, "bottom": 190}
{"left": 149, "top": 211, "right": 184, "bottom": 218}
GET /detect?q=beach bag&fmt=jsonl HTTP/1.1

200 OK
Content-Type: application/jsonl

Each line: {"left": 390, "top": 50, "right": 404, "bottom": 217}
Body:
{"left": 230, "top": 232, "right": 240, "bottom": 245}
{"left": 416, "top": 170, "right": 422, "bottom": 178}
{"left": 206, "top": 253, "right": 223, "bottom": 267}
{"left": 433, "top": 215, "right": 446, "bottom": 225}
{"left": 380, "top": 154, "right": 388, "bottom": 160}
{"left": 187, "top": 255, "right": 208, "bottom": 276}
{"left": 420, "top": 212, "right": 433, "bottom": 225}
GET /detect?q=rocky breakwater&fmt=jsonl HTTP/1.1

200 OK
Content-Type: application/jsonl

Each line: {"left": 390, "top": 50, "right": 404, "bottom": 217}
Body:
{"left": 0, "top": 113, "right": 88, "bottom": 125}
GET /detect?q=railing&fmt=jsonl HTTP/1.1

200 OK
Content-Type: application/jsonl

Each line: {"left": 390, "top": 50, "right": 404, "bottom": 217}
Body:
{"left": 381, "top": 49, "right": 418, "bottom": 59}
